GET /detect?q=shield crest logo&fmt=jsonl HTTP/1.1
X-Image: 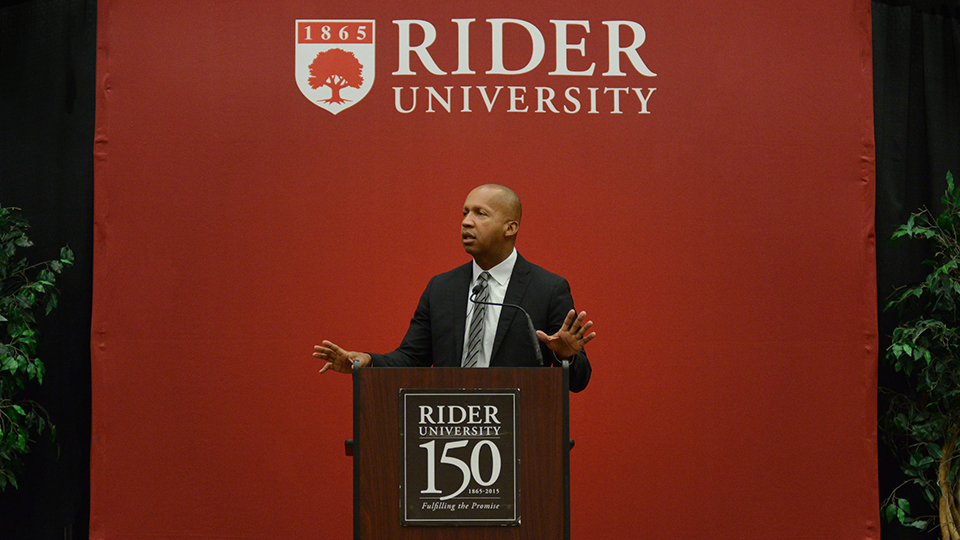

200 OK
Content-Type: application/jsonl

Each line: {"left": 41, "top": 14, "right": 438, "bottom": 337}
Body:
{"left": 295, "top": 20, "right": 375, "bottom": 115}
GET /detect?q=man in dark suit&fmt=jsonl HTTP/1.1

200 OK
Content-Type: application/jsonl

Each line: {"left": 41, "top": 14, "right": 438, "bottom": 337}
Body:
{"left": 313, "top": 184, "right": 595, "bottom": 392}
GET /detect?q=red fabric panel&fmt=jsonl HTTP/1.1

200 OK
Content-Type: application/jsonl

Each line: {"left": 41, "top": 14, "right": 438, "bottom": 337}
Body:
{"left": 92, "top": 1, "right": 877, "bottom": 538}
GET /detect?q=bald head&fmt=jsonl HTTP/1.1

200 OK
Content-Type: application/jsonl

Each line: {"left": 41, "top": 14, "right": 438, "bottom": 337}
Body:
{"left": 472, "top": 184, "right": 522, "bottom": 223}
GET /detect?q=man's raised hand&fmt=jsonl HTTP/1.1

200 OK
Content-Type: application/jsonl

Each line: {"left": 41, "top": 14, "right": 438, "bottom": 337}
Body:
{"left": 535, "top": 309, "right": 596, "bottom": 361}
{"left": 312, "top": 340, "right": 372, "bottom": 374}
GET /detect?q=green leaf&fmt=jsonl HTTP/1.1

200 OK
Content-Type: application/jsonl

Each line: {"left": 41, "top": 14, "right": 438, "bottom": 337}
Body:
{"left": 930, "top": 443, "right": 943, "bottom": 459}
{"left": 1, "top": 357, "right": 16, "bottom": 372}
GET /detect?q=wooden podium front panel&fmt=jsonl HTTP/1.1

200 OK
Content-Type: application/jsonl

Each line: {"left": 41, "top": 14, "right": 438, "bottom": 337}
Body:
{"left": 353, "top": 367, "right": 569, "bottom": 540}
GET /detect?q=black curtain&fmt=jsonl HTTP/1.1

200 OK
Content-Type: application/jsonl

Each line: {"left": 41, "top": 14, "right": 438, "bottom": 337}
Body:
{"left": 0, "top": 0, "right": 958, "bottom": 539}
{"left": 0, "top": 1, "right": 95, "bottom": 539}
{"left": 874, "top": 0, "right": 960, "bottom": 539}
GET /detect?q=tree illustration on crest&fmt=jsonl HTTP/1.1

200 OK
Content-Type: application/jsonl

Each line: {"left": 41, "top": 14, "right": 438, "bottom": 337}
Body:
{"left": 308, "top": 48, "right": 364, "bottom": 104}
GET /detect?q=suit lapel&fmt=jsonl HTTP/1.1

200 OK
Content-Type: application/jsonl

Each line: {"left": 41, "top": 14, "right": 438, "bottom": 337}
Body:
{"left": 490, "top": 254, "right": 531, "bottom": 363}
{"left": 452, "top": 263, "right": 471, "bottom": 364}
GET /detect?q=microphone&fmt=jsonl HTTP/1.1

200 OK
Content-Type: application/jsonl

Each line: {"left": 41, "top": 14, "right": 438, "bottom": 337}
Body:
{"left": 470, "top": 284, "right": 543, "bottom": 367}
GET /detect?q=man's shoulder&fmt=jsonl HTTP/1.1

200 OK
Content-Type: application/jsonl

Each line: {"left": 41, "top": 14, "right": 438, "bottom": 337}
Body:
{"left": 515, "top": 253, "right": 568, "bottom": 284}
{"left": 426, "top": 261, "right": 472, "bottom": 288}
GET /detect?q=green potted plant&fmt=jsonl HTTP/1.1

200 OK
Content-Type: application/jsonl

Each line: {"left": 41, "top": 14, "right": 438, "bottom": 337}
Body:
{"left": 0, "top": 204, "right": 73, "bottom": 490}
{"left": 883, "top": 171, "right": 960, "bottom": 540}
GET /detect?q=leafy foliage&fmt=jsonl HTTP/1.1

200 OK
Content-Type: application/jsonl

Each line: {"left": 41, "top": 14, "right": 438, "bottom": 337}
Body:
{"left": 0, "top": 205, "right": 73, "bottom": 490}
{"left": 883, "top": 172, "right": 960, "bottom": 538}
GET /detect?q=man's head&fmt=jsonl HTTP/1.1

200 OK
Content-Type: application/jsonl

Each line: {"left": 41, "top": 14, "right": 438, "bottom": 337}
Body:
{"left": 461, "top": 184, "right": 522, "bottom": 269}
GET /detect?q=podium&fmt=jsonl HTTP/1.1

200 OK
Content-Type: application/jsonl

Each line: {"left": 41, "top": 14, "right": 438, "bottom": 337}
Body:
{"left": 350, "top": 364, "right": 571, "bottom": 539}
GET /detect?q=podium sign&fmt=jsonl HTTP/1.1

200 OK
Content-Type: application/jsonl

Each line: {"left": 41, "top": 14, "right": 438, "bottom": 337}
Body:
{"left": 401, "top": 389, "right": 520, "bottom": 526}
{"left": 352, "top": 366, "right": 570, "bottom": 539}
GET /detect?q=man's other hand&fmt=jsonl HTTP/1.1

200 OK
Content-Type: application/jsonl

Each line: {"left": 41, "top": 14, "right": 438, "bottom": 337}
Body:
{"left": 313, "top": 341, "right": 372, "bottom": 374}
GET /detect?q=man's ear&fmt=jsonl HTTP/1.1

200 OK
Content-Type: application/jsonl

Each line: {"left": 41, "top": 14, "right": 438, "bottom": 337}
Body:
{"left": 504, "top": 220, "right": 519, "bottom": 238}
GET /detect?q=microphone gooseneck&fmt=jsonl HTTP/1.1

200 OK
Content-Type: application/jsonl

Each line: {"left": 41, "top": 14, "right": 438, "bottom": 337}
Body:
{"left": 469, "top": 288, "right": 544, "bottom": 367}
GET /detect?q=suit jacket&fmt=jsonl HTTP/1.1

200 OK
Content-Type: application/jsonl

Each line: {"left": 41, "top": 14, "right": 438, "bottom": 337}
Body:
{"left": 369, "top": 253, "right": 592, "bottom": 392}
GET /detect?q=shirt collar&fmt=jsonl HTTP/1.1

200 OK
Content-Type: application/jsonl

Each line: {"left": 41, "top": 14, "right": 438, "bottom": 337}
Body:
{"left": 472, "top": 248, "right": 517, "bottom": 287}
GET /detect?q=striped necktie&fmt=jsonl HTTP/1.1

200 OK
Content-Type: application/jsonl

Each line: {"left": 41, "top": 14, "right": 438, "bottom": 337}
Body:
{"left": 463, "top": 272, "right": 491, "bottom": 368}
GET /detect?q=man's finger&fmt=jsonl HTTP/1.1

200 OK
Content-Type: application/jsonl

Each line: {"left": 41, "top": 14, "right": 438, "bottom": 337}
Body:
{"left": 578, "top": 320, "right": 594, "bottom": 338}
{"left": 560, "top": 309, "right": 576, "bottom": 331}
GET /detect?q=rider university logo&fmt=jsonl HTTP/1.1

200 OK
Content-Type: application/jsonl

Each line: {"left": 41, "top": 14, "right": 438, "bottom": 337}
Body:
{"left": 295, "top": 20, "right": 375, "bottom": 114}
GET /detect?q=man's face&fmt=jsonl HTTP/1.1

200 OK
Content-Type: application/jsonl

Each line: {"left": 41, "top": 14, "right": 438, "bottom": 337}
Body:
{"left": 461, "top": 186, "right": 516, "bottom": 262}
